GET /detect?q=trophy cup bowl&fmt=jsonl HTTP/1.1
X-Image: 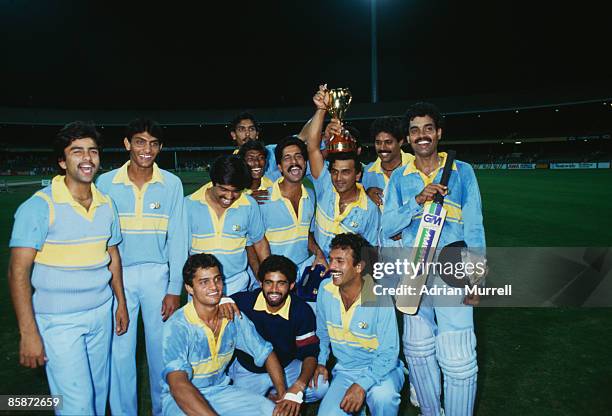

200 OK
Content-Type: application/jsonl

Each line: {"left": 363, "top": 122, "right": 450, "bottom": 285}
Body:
{"left": 326, "top": 88, "right": 357, "bottom": 153}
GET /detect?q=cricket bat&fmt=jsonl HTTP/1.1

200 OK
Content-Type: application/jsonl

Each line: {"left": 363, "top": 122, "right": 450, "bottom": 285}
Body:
{"left": 395, "top": 150, "right": 456, "bottom": 315}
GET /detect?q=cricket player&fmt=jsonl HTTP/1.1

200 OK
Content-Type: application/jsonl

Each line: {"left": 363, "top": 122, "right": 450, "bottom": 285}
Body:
{"left": 185, "top": 154, "right": 270, "bottom": 295}
{"left": 8, "top": 121, "right": 129, "bottom": 415}
{"left": 382, "top": 102, "right": 486, "bottom": 416}
{"left": 258, "top": 135, "right": 327, "bottom": 277}
{"left": 238, "top": 139, "right": 274, "bottom": 203}
{"left": 162, "top": 253, "right": 299, "bottom": 416}
{"left": 304, "top": 85, "right": 380, "bottom": 258}
{"left": 96, "top": 118, "right": 188, "bottom": 415}
{"left": 228, "top": 255, "right": 328, "bottom": 405}
{"left": 230, "top": 111, "right": 281, "bottom": 181}
{"left": 314, "top": 233, "right": 404, "bottom": 415}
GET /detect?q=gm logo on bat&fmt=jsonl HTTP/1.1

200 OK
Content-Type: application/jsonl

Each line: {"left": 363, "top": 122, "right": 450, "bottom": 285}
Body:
{"left": 423, "top": 213, "right": 443, "bottom": 226}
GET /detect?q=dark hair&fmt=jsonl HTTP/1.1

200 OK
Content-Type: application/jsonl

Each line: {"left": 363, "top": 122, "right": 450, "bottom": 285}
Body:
{"left": 327, "top": 151, "right": 362, "bottom": 174}
{"left": 54, "top": 121, "right": 101, "bottom": 172}
{"left": 343, "top": 123, "right": 361, "bottom": 143}
{"left": 125, "top": 118, "right": 164, "bottom": 143}
{"left": 237, "top": 140, "right": 267, "bottom": 159}
{"left": 403, "top": 102, "right": 445, "bottom": 133}
{"left": 370, "top": 116, "right": 404, "bottom": 143}
{"left": 330, "top": 233, "right": 370, "bottom": 266}
{"left": 257, "top": 255, "right": 298, "bottom": 284}
{"left": 182, "top": 253, "right": 223, "bottom": 287}
{"left": 230, "top": 111, "right": 260, "bottom": 132}
{"left": 274, "top": 135, "right": 308, "bottom": 165}
{"left": 209, "top": 155, "right": 251, "bottom": 190}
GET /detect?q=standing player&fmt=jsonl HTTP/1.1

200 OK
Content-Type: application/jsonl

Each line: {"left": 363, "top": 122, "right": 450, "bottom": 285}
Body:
{"left": 185, "top": 155, "right": 270, "bottom": 295}
{"left": 162, "top": 253, "right": 298, "bottom": 416}
{"left": 96, "top": 118, "right": 188, "bottom": 416}
{"left": 8, "top": 121, "right": 128, "bottom": 415}
{"left": 314, "top": 233, "right": 404, "bottom": 415}
{"left": 230, "top": 111, "right": 281, "bottom": 181}
{"left": 303, "top": 85, "right": 380, "bottom": 257}
{"left": 229, "top": 255, "right": 328, "bottom": 405}
{"left": 258, "top": 135, "right": 326, "bottom": 277}
{"left": 382, "top": 102, "right": 485, "bottom": 416}
{"left": 238, "top": 139, "right": 274, "bottom": 203}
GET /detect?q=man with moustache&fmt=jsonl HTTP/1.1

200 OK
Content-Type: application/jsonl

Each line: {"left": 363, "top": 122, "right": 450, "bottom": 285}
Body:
{"left": 303, "top": 85, "right": 380, "bottom": 258}
{"left": 8, "top": 121, "right": 128, "bottom": 415}
{"left": 383, "top": 102, "right": 485, "bottom": 416}
{"left": 228, "top": 255, "right": 328, "bottom": 408}
{"left": 162, "top": 253, "right": 297, "bottom": 416}
{"left": 257, "top": 136, "right": 327, "bottom": 278}
{"left": 185, "top": 155, "right": 270, "bottom": 295}
{"left": 313, "top": 233, "right": 404, "bottom": 416}
{"left": 96, "top": 118, "right": 188, "bottom": 415}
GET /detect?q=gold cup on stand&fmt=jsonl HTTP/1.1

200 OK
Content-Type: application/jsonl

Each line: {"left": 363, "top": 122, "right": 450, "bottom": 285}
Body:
{"left": 325, "top": 88, "right": 357, "bottom": 153}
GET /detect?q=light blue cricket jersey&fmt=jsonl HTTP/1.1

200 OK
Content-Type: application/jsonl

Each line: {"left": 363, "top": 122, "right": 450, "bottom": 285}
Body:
{"left": 312, "top": 168, "right": 380, "bottom": 257}
{"left": 382, "top": 152, "right": 486, "bottom": 250}
{"left": 96, "top": 162, "right": 188, "bottom": 295}
{"left": 10, "top": 175, "right": 122, "bottom": 314}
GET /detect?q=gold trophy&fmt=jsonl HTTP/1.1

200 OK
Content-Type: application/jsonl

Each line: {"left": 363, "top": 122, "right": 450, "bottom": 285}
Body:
{"left": 326, "top": 87, "right": 357, "bottom": 153}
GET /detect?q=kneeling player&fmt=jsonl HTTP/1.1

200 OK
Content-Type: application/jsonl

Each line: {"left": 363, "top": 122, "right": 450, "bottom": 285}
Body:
{"left": 161, "top": 254, "right": 298, "bottom": 416}
{"left": 314, "top": 233, "right": 405, "bottom": 416}
{"left": 229, "top": 255, "right": 328, "bottom": 405}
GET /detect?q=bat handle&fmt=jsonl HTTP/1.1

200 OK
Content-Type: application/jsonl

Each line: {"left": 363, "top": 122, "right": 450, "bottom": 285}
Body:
{"left": 433, "top": 150, "right": 456, "bottom": 205}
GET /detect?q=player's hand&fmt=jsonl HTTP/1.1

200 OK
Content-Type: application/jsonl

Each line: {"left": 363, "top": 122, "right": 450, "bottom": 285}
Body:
{"left": 161, "top": 294, "right": 180, "bottom": 321}
{"left": 115, "top": 302, "right": 129, "bottom": 335}
{"left": 340, "top": 383, "right": 366, "bottom": 413}
{"left": 310, "top": 364, "right": 329, "bottom": 388}
{"left": 463, "top": 292, "right": 481, "bottom": 306}
{"left": 19, "top": 332, "right": 47, "bottom": 368}
{"left": 218, "top": 299, "right": 241, "bottom": 321}
{"left": 251, "top": 189, "right": 269, "bottom": 205}
{"left": 313, "top": 84, "right": 330, "bottom": 110}
{"left": 273, "top": 398, "right": 301, "bottom": 416}
{"left": 324, "top": 118, "right": 343, "bottom": 140}
{"left": 415, "top": 184, "right": 448, "bottom": 205}
{"left": 390, "top": 233, "right": 402, "bottom": 241}
{"left": 311, "top": 250, "right": 329, "bottom": 272}
{"left": 366, "top": 187, "right": 384, "bottom": 206}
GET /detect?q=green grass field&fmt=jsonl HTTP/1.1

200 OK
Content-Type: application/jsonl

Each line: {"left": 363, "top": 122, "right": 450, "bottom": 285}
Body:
{"left": 1, "top": 169, "right": 611, "bottom": 415}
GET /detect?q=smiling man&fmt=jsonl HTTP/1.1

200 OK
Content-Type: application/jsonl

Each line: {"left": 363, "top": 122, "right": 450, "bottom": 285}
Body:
{"left": 303, "top": 85, "right": 380, "bottom": 258}
{"left": 229, "top": 255, "right": 327, "bottom": 410}
{"left": 383, "top": 102, "right": 485, "bottom": 416}
{"left": 96, "top": 118, "right": 188, "bottom": 416}
{"left": 238, "top": 139, "right": 274, "bottom": 204}
{"left": 314, "top": 233, "right": 404, "bottom": 416}
{"left": 185, "top": 155, "right": 270, "bottom": 295}
{"left": 8, "top": 121, "right": 128, "bottom": 415}
{"left": 162, "top": 253, "right": 294, "bottom": 416}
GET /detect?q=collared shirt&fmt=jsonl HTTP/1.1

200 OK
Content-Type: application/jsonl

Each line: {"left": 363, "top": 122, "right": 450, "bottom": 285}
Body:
{"left": 312, "top": 168, "right": 380, "bottom": 257}
{"left": 316, "top": 276, "right": 401, "bottom": 391}
{"left": 161, "top": 301, "right": 272, "bottom": 394}
{"left": 185, "top": 182, "right": 265, "bottom": 281}
{"left": 259, "top": 178, "right": 315, "bottom": 266}
{"left": 363, "top": 151, "right": 415, "bottom": 247}
{"left": 10, "top": 175, "right": 121, "bottom": 314}
{"left": 232, "top": 290, "right": 319, "bottom": 374}
{"left": 382, "top": 152, "right": 486, "bottom": 250}
{"left": 245, "top": 176, "right": 274, "bottom": 194}
{"left": 96, "top": 162, "right": 188, "bottom": 295}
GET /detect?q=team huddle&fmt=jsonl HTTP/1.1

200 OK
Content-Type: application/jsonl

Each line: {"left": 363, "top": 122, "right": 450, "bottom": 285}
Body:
{"left": 8, "top": 86, "right": 486, "bottom": 416}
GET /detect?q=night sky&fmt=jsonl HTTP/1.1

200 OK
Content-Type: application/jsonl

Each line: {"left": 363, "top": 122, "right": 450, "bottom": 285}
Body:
{"left": 1, "top": 0, "right": 610, "bottom": 110}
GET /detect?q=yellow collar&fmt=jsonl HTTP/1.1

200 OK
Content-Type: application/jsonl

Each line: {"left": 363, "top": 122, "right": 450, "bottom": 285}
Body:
{"left": 270, "top": 177, "right": 309, "bottom": 202}
{"left": 112, "top": 161, "right": 164, "bottom": 186}
{"left": 189, "top": 182, "right": 251, "bottom": 208}
{"left": 333, "top": 182, "right": 369, "bottom": 212}
{"left": 402, "top": 151, "right": 457, "bottom": 176}
{"left": 183, "top": 301, "right": 227, "bottom": 326}
{"left": 253, "top": 292, "right": 291, "bottom": 320}
{"left": 367, "top": 150, "right": 414, "bottom": 174}
{"left": 51, "top": 175, "right": 107, "bottom": 208}
{"left": 323, "top": 274, "right": 376, "bottom": 306}
{"left": 246, "top": 176, "right": 274, "bottom": 194}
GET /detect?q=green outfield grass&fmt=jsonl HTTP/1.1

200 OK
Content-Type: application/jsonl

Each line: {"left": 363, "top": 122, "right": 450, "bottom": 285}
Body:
{"left": 1, "top": 169, "right": 611, "bottom": 415}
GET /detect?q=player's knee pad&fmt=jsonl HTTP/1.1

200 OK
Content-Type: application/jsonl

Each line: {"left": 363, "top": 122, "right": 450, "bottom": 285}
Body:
{"left": 436, "top": 329, "right": 478, "bottom": 416}
{"left": 403, "top": 315, "right": 436, "bottom": 356}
